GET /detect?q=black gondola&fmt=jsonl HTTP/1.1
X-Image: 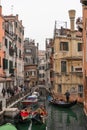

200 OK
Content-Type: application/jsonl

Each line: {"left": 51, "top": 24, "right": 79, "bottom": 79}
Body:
{"left": 49, "top": 99, "right": 77, "bottom": 108}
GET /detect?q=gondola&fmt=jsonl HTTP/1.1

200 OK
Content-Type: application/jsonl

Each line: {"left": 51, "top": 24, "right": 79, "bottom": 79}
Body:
{"left": 49, "top": 99, "right": 77, "bottom": 108}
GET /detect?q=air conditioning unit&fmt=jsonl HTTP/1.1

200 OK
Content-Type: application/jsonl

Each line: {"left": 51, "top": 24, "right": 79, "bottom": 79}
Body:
{"left": 74, "top": 67, "right": 82, "bottom": 72}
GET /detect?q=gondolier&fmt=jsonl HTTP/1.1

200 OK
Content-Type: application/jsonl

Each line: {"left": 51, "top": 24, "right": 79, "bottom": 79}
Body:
{"left": 65, "top": 90, "right": 70, "bottom": 102}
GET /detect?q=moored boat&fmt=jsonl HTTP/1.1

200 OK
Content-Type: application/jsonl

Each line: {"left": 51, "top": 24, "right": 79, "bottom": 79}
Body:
{"left": 21, "top": 95, "right": 38, "bottom": 106}
{"left": 30, "top": 107, "right": 47, "bottom": 125}
{"left": 15, "top": 105, "right": 47, "bottom": 125}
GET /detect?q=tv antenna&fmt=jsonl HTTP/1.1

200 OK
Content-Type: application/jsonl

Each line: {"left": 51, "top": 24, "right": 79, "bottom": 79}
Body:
{"left": 11, "top": 5, "right": 14, "bottom": 14}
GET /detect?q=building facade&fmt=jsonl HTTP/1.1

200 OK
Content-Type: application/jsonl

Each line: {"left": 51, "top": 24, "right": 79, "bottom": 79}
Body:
{"left": 0, "top": 6, "right": 5, "bottom": 93}
{"left": 45, "top": 38, "right": 54, "bottom": 89}
{"left": 53, "top": 10, "right": 83, "bottom": 98}
{"left": 24, "top": 38, "right": 38, "bottom": 88}
{"left": 4, "top": 14, "right": 24, "bottom": 87}
{"left": 0, "top": 5, "right": 24, "bottom": 91}
{"left": 80, "top": 0, "right": 87, "bottom": 114}
{"left": 38, "top": 50, "right": 46, "bottom": 85}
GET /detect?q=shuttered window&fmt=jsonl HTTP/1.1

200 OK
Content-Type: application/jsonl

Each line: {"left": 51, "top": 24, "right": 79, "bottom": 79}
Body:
{"left": 9, "top": 60, "right": 13, "bottom": 73}
{"left": 5, "top": 38, "right": 8, "bottom": 48}
{"left": 60, "top": 42, "right": 69, "bottom": 51}
{"left": 3, "top": 58, "right": 8, "bottom": 69}
{"left": 78, "top": 43, "right": 82, "bottom": 51}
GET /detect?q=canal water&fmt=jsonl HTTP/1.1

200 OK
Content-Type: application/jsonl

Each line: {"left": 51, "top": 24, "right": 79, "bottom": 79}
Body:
{"left": 15, "top": 102, "right": 87, "bottom": 130}
{"left": 46, "top": 103, "right": 87, "bottom": 130}
{"left": 4, "top": 99, "right": 87, "bottom": 130}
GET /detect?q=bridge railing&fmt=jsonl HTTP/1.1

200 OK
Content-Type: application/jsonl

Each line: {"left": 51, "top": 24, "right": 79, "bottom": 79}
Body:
{"left": 6, "top": 88, "right": 31, "bottom": 107}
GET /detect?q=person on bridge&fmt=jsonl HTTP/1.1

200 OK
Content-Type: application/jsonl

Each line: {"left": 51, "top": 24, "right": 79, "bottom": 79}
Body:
{"left": 2, "top": 87, "right": 6, "bottom": 97}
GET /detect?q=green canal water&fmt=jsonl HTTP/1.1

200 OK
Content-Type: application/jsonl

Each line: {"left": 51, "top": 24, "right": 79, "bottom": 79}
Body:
{"left": 46, "top": 103, "right": 87, "bottom": 130}
{"left": 15, "top": 102, "right": 87, "bottom": 130}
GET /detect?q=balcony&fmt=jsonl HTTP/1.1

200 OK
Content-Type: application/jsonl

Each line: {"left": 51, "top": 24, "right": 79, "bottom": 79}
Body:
{"left": 80, "top": 0, "right": 87, "bottom": 5}
{"left": 61, "top": 56, "right": 82, "bottom": 61}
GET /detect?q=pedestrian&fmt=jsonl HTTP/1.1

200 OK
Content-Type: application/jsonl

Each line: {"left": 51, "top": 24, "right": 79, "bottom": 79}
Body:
{"left": 6, "top": 87, "right": 11, "bottom": 97}
{"left": 65, "top": 90, "right": 70, "bottom": 102}
{"left": 10, "top": 88, "right": 14, "bottom": 96}
{"left": 2, "top": 87, "right": 6, "bottom": 97}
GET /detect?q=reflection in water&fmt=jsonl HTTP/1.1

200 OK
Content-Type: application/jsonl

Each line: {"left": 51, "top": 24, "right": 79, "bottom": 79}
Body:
{"left": 3, "top": 102, "right": 87, "bottom": 130}
{"left": 46, "top": 104, "right": 87, "bottom": 130}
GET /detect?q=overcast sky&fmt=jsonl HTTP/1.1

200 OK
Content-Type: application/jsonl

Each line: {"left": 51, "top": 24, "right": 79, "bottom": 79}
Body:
{"left": 1, "top": 0, "right": 82, "bottom": 50}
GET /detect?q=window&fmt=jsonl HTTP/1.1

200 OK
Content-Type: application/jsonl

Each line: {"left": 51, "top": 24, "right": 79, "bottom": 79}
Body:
{"left": 39, "top": 73, "right": 45, "bottom": 78}
{"left": 3, "top": 58, "right": 8, "bottom": 69}
{"left": 32, "top": 71, "right": 36, "bottom": 76}
{"left": 60, "top": 42, "right": 68, "bottom": 51}
{"left": 61, "top": 61, "right": 66, "bottom": 72}
{"left": 18, "top": 37, "right": 21, "bottom": 43}
{"left": 39, "top": 66, "right": 45, "bottom": 70}
{"left": 78, "top": 85, "right": 83, "bottom": 92}
{"left": 5, "top": 38, "right": 8, "bottom": 48}
{"left": 58, "top": 84, "right": 62, "bottom": 93}
{"left": 51, "top": 47, "right": 54, "bottom": 54}
{"left": 78, "top": 85, "right": 83, "bottom": 97}
{"left": 19, "top": 50, "right": 21, "bottom": 58}
{"left": 15, "top": 22, "right": 17, "bottom": 28}
{"left": 78, "top": 43, "right": 82, "bottom": 51}
{"left": 71, "top": 66, "right": 74, "bottom": 72}
{"left": 74, "top": 67, "right": 82, "bottom": 72}
{"left": 9, "top": 60, "right": 13, "bottom": 73}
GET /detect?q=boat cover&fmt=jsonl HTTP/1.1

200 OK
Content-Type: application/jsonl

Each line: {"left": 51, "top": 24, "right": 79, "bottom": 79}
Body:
{"left": 0, "top": 123, "right": 17, "bottom": 130}
{"left": 27, "top": 95, "right": 38, "bottom": 99}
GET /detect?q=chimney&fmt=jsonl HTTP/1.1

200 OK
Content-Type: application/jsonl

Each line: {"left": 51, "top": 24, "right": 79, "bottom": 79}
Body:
{"left": 68, "top": 10, "right": 76, "bottom": 31}
{"left": 16, "top": 14, "right": 18, "bottom": 20}
{"left": 0, "top": 5, "right": 2, "bottom": 16}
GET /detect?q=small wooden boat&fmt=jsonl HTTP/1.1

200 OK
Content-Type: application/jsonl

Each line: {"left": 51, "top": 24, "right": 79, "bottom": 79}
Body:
{"left": 0, "top": 123, "right": 17, "bottom": 130}
{"left": 49, "top": 99, "right": 77, "bottom": 108}
{"left": 14, "top": 108, "right": 32, "bottom": 123}
{"left": 31, "top": 106, "right": 47, "bottom": 124}
{"left": 15, "top": 106, "right": 47, "bottom": 124}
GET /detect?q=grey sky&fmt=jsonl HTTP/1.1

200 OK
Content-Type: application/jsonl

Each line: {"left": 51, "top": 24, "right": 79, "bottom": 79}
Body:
{"left": 1, "top": 0, "right": 82, "bottom": 50}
